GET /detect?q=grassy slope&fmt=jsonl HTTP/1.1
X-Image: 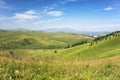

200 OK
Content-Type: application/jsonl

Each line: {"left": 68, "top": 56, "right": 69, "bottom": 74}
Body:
{"left": 0, "top": 30, "right": 92, "bottom": 49}
{"left": 0, "top": 31, "right": 120, "bottom": 80}
{"left": 58, "top": 33, "right": 120, "bottom": 60}
{"left": 0, "top": 50, "right": 120, "bottom": 80}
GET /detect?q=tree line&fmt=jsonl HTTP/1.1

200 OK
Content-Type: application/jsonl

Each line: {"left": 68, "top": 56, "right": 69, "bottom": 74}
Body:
{"left": 90, "top": 31, "right": 120, "bottom": 46}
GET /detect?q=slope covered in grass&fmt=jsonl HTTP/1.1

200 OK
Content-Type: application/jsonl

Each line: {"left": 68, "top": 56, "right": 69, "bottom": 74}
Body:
{"left": 0, "top": 55, "right": 120, "bottom": 80}
{"left": 0, "top": 31, "right": 120, "bottom": 80}
{"left": 59, "top": 31, "right": 120, "bottom": 60}
{"left": 0, "top": 30, "right": 92, "bottom": 49}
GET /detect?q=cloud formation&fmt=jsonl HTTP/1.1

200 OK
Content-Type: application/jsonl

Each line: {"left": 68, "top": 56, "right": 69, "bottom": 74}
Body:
{"left": 12, "top": 10, "right": 39, "bottom": 22}
{"left": 104, "top": 6, "right": 115, "bottom": 11}
{"left": 46, "top": 11, "right": 64, "bottom": 17}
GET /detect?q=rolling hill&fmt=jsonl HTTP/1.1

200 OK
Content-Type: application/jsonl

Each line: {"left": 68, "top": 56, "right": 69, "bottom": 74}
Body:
{"left": 0, "top": 31, "right": 120, "bottom": 80}
{"left": 58, "top": 31, "right": 120, "bottom": 60}
{"left": 0, "top": 30, "right": 92, "bottom": 49}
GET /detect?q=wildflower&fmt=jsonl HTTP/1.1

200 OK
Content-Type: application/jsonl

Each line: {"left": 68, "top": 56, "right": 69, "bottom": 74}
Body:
{"left": 15, "top": 70, "right": 19, "bottom": 74}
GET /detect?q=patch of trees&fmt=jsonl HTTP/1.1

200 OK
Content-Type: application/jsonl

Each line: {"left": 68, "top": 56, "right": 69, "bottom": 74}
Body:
{"left": 90, "top": 31, "right": 120, "bottom": 46}
{"left": 65, "top": 40, "right": 88, "bottom": 48}
{"left": 24, "top": 39, "right": 31, "bottom": 45}
{"left": 0, "top": 42, "right": 18, "bottom": 50}
{"left": 0, "top": 30, "right": 7, "bottom": 32}
{"left": 21, "top": 38, "right": 36, "bottom": 46}
{"left": 71, "top": 41, "right": 87, "bottom": 47}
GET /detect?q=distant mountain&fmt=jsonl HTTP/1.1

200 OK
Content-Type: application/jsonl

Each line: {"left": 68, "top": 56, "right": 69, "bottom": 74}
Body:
{"left": 0, "top": 28, "right": 111, "bottom": 37}
{"left": 78, "top": 31, "right": 110, "bottom": 37}
{"left": 42, "top": 28, "right": 111, "bottom": 37}
{"left": 42, "top": 28, "right": 79, "bottom": 33}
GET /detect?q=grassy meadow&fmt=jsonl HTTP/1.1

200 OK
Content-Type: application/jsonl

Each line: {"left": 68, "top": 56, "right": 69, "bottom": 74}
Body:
{"left": 0, "top": 31, "right": 120, "bottom": 80}
{"left": 0, "top": 30, "right": 92, "bottom": 49}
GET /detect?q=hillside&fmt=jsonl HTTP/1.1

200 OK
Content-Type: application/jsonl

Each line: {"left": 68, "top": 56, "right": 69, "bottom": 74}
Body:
{"left": 0, "top": 31, "right": 120, "bottom": 80}
{"left": 0, "top": 30, "right": 92, "bottom": 49}
{"left": 58, "top": 31, "right": 120, "bottom": 60}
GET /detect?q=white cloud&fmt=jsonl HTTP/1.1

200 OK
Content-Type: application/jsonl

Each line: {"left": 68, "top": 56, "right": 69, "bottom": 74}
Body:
{"left": 11, "top": 10, "right": 39, "bottom": 22}
{"left": 26, "top": 10, "right": 37, "bottom": 15}
{"left": 104, "top": 6, "right": 115, "bottom": 11}
{"left": 46, "top": 11, "right": 64, "bottom": 17}
{"left": 14, "top": 13, "right": 37, "bottom": 20}
{"left": 42, "top": 4, "right": 64, "bottom": 17}
{"left": 43, "top": 6, "right": 56, "bottom": 12}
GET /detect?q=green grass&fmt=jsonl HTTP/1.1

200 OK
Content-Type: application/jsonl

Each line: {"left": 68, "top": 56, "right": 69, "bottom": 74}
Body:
{"left": 0, "top": 30, "right": 92, "bottom": 49}
{"left": 0, "top": 31, "right": 120, "bottom": 80}
{"left": 0, "top": 58, "right": 120, "bottom": 80}
{"left": 58, "top": 34, "right": 120, "bottom": 60}
{"left": 0, "top": 49, "right": 120, "bottom": 80}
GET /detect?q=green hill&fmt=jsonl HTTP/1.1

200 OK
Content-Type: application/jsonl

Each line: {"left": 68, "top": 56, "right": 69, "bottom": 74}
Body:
{"left": 0, "top": 31, "right": 120, "bottom": 80}
{"left": 0, "top": 30, "right": 92, "bottom": 49}
{"left": 58, "top": 31, "right": 120, "bottom": 60}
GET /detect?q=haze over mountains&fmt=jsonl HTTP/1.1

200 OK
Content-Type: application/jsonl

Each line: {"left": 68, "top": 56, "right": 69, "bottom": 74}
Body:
{"left": 0, "top": 28, "right": 111, "bottom": 37}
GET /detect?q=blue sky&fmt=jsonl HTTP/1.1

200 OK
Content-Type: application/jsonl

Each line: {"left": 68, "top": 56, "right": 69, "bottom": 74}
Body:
{"left": 0, "top": 0, "right": 120, "bottom": 31}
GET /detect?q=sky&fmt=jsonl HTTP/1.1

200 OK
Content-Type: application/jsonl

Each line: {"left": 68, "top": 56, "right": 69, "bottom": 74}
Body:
{"left": 0, "top": 0, "right": 120, "bottom": 31}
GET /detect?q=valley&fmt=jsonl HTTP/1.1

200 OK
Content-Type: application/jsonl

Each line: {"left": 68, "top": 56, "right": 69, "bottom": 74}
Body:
{"left": 0, "top": 30, "right": 120, "bottom": 80}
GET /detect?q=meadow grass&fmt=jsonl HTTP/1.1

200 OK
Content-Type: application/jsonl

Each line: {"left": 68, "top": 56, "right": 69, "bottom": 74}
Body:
{"left": 0, "top": 49, "right": 120, "bottom": 80}
{"left": 0, "top": 31, "right": 92, "bottom": 49}
{"left": 0, "top": 31, "right": 120, "bottom": 80}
